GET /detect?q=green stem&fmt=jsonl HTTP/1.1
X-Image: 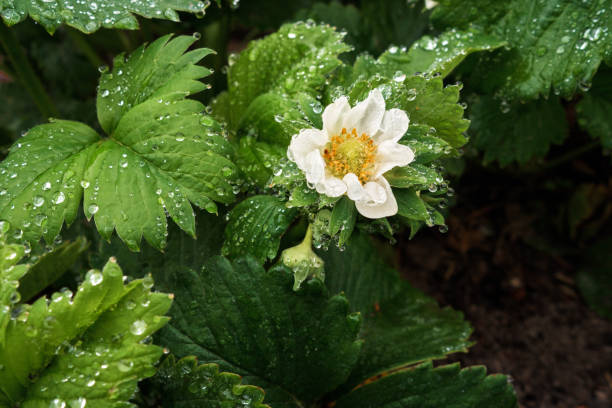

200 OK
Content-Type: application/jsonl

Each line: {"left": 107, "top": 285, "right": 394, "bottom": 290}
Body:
{"left": 543, "top": 140, "right": 600, "bottom": 169}
{"left": 298, "top": 224, "right": 314, "bottom": 250}
{"left": 67, "top": 29, "right": 103, "bottom": 68}
{"left": 0, "top": 22, "right": 58, "bottom": 118}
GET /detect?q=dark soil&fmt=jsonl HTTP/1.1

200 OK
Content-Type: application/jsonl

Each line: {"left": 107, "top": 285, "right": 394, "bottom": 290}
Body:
{"left": 399, "top": 161, "right": 612, "bottom": 408}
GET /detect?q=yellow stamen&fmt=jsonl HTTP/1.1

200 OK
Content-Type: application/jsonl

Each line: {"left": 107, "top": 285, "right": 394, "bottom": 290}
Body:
{"left": 322, "top": 127, "right": 377, "bottom": 184}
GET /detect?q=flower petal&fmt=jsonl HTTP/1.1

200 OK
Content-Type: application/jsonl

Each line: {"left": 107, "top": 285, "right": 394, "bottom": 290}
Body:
{"left": 342, "top": 89, "right": 386, "bottom": 136}
{"left": 288, "top": 129, "right": 328, "bottom": 169}
{"left": 316, "top": 174, "right": 347, "bottom": 197}
{"left": 375, "top": 140, "right": 415, "bottom": 177}
{"left": 343, "top": 173, "right": 366, "bottom": 201}
{"left": 322, "top": 96, "right": 350, "bottom": 136}
{"left": 355, "top": 177, "right": 398, "bottom": 219}
{"left": 373, "top": 108, "right": 409, "bottom": 143}
{"left": 304, "top": 150, "right": 326, "bottom": 184}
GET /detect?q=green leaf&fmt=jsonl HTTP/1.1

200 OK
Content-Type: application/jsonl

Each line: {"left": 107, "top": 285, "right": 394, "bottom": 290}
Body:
{"left": 0, "top": 0, "right": 210, "bottom": 34}
{"left": 152, "top": 355, "right": 270, "bottom": 408}
{"left": 235, "top": 136, "right": 286, "bottom": 188}
{"left": 294, "top": 1, "right": 365, "bottom": 52}
{"left": 226, "top": 21, "right": 351, "bottom": 127}
{"left": 402, "top": 124, "right": 453, "bottom": 164}
{"left": 359, "top": 0, "right": 430, "bottom": 55}
{"left": 333, "top": 361, "right": 517, "bottom": 408}
{"left": 378, "top": 28, "right": 506, "bottom": 78}
{"left": 97, "top": 35, "right": 213, "bottom": 135}
{"left": 18, "top": 236, "right": 89, "bottom": 303}
{"left": 385, "top": 163, "right": 441, "bottom": 189}
{"left": 319, "top": 230, "right": 401, "bottom": 315}
{"left": 0, "top": 251, "right": 172, "bottom": 407}
{"left": 395, "top": 188, "right": 430, "bottom": 222}
{"left": 432, "top": 0, "right": 612, "bottom": 99}
{"left": 0, "top": 35, "right": 238, "bottom": 250}
{"left": 155, "top": 256, "right": 362, "bottom": 407}
{"left": 223, "top": 195, "right": 298, "bottom": 263}
{"left": 470, "top": 95, "right": 568, "bottom": 166}
{"left": 345, "top": 283, "right": 472, "bottom": 388}
{"left": 329, "top": 196, "right": 356, "bottom": 246}
{"left": 319, "top": 232, "right": 472, "bottom": 388}
{"left": 344, "top": 74, "right": 469, "bottom": 148}
{"left": 577, "top": 65, "right": 612, "bottom": 149}
{"left": 0, "top": 236, "right": 29, "bottom": 343}
{"left": 237, "top": 92, "right": 311, "bottom": 147}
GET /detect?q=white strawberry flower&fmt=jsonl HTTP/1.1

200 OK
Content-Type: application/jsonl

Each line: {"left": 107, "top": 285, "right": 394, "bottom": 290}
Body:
{"left": 288, "top": 89, "right": 415, "bottom": 219}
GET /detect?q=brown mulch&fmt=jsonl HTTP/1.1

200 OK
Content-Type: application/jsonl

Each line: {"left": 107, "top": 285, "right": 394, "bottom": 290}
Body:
{"left": 398, "top": 169, "right": 612, "bottom": 408}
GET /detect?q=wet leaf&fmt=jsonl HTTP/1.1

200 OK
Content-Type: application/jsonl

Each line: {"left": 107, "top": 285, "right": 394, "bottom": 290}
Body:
{"left": 0, "top": 35, "right": 238, "bottom": 250}
{"left": 225, "top": 21, "right": 351, "bottom": 128}
{"left": 319, "top": 230, "right": 401, "bottom": 315}
{"left": 0, "top": 0, "right": 210, "bottom": 34}
{"left": 154, "top": 256, "right": 362, "bottom": 407}
{"left": 18, "top": 236, "right": 89, "bottom": 303}
{"left": 151, "top": 355, "right": 270, "bottom": 408}
{"left": 432, "top": 0, "right": 612, "bottom": 99}
{"left": 333, "top": 361, "right": 517, "bottom": 408}
{"left": 577, "top": 64, "right": 612, "bottom": 149}
{"left": 470, "top": 95, "right": 568, "bottom": 166}
{"left": 344, "top": 283, "right": 472, "bottom": 388}
{"left": 223, "top": 195, "right": 298, "bottom": 263}
{"left": 0, "top": 243, "right": 172, "bottom": 407}
{"left": 377, "top": 28, "right": 506, "bottom": 78}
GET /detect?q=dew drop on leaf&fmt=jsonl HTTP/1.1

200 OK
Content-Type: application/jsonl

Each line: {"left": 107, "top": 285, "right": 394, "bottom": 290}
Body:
{"left": 130, "top": 320, "right": 147, "bottom": 335}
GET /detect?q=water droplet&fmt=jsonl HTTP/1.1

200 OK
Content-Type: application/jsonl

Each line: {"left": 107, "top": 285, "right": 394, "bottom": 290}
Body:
{"left": 86, "top": 270, "right": 103, "bottom": 286}
{"left": 42, "top": 182, "right": 52, "bottom": 191}
{"left": 80, "top": 180, "right": 90, "bottom": 189}
{"left": 406, "top": 88, "right": 417, "bottom": 101}
{"left": 52, "top": 191, "right": 65, "bottom": 205}
{"left": 130, "top": 320, "right": 147, "bottom": 335}
{"left": 87, "top": 204, "right": 99, "bottom": 215}
{"left": 33, "top": 196, "right": 44, "bottom": 208}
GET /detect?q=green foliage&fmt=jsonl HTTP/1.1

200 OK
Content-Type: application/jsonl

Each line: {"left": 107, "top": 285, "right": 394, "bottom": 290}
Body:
{"left": 432, "top": 0, "right": 612, "bottom": 99}
{"left": 577, "top": 65, "right": 612, "bottom": 149}
{"left": 0, "top": 6, "right": 529, "bottom": 406}
{"left": 346, "top": 283, "right": 472, "bottom": 387}
{"left": 0, "top": 240, "right": 172, "bottom": 407}
{"left": 333, "top": 361, "right": 517, "bottom": 408}
{"left": 152, "top": 356, "right": 270, "bottom": 408}
{"left": 223, "top": 195, "right": 298, "bottom": 262}
{"left": 320, "top": 230, "right": 401, "bottom": 314}
{"left": 0, "top": 35, "right": 238, "bottom": 250}
{"left": 377, "top": 29, "right": 506, "bottom": 78}
{"left": 470, "top": 95, "right": 568, "bottom": 166}
{"left": 225, "top": 21, "right": 351, "bottom": 128}
{"left": 329, "top": 196, "right": 356, "bottom": 247}
{"left": 0, "top": 0, "right": 210, "bottom": 34}
{"left": 154, "top": 256, "right": 362, "bottom": 407}
{"left": 359, "top": 0, "right": 430, "bottom": 55}
{"left": 18, "top": 236, "right": 89, "bottom": 302}
{"left": 320, "top": 232, "right": 473, "bottom": 388}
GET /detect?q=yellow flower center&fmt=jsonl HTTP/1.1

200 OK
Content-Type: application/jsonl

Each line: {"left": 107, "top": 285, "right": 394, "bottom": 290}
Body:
{"left": 323, "top": 127, "right": 377, "bottom": 184}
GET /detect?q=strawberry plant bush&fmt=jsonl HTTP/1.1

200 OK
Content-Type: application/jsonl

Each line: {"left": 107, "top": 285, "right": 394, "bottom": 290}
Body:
{"left": 1, "top": 0, "right": 609, "bottom": 406}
